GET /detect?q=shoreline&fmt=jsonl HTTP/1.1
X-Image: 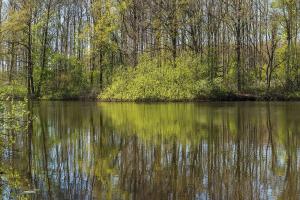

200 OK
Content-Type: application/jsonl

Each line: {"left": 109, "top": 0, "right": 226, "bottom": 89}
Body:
{"left": 34, "top": 93, "right": 300, "bottom": 102}
{"left": 3, "top": 91, "right": 300, "bottom": 102}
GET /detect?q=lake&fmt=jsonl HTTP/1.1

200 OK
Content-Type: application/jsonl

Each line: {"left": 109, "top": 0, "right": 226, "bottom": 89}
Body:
{"left": 2, "top": 102, "right": 300, "bottom": 199}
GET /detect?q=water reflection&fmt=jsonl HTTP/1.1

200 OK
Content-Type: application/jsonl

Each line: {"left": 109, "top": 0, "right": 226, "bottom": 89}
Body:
{"left": 10, "top": 102, "right": 300, "bottom": 199}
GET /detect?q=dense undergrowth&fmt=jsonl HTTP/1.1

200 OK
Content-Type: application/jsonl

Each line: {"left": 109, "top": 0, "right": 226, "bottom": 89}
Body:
{"left": 1, "top": 54, "right": 300, "bottom": 101}
{"left": 100, "top": 55, "right": 233, "bottom": 101}
{"left": 0, "top": 83, "right": 27, "bottom": 100}
{"left": 99, "top": 54, "right": 300, "bottom": 101}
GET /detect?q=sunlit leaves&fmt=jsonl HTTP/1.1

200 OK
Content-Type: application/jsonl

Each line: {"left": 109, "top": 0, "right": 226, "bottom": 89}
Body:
{"left": 0, "top": 100, "right": 29, "bottom": 198}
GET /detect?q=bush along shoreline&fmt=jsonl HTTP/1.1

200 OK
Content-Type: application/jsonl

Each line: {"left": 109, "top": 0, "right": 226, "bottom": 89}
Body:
{"left": 2, "top": 55, "right": 300, "bottom": 102}
{"left": 1, "top": 85, "right": 300, "bottom": 102}
{"left": 98, "top": 92, "right": 300, "bottom": 102}
{"left": 98, "top": 55, "right": 300, "bottom": 102}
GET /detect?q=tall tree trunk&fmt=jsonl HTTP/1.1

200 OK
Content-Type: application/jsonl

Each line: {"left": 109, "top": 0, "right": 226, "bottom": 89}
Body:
{"left": 37, "top": 0, "right": 52, "bottom": 97}
{"left": 171, "top": 0, "right": 177, "bottom": 67}
{"left": 27, "top": 12, "right": 35, "bottom": 98}
{"left": 235, "top": 1, "right": 242, "bottom": 92}
{"left": 132, "top": 0, "right": 138, "bottom": 67}
{"left": 9, "top": 42, "right": 15, "bottom": 84}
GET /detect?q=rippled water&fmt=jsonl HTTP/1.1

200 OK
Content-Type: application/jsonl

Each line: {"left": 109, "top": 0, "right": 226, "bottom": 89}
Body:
{"left": 2, "top": 102, "right": 300, "bottom": 199}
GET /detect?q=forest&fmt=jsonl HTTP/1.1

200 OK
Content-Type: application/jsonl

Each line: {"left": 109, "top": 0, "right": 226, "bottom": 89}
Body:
{"left": 0, "top": 0, "right": 300, "bottom": 101}
{"left": 2, "top": 1, "right": 300, "bottom": 198}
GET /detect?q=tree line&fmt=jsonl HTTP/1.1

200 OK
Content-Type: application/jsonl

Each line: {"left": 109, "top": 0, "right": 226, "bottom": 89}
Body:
{"left": 0, "top": 0, "right": 299, "bottom": 99}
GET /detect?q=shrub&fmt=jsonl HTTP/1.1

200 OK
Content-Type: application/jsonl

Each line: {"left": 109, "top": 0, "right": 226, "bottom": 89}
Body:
{"left": 100, "top": 54, "right": 223, "bottom": 101}
{"left": 0, "top": 83, "right": 27, "bottom": 100}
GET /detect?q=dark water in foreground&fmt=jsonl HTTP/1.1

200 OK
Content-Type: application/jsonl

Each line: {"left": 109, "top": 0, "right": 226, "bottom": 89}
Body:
{"left": 3, "top": 102, "right": 300, "bottom": 200}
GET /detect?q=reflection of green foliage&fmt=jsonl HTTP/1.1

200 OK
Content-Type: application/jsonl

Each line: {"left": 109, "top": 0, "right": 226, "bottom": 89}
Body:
{"left": 98, "top": 103, "right": 240, "bottom": 144}
{"left": 6, "top": 102, "right": 300, "bottom": 199}
{"left": 0, "top": 100, "right": 29, "bottom": 199}
{"left": 0, "top": 100, "right": 28, "bottom": 147}
{"left": 98, "top": 102, "right": 300, "bottom": 147}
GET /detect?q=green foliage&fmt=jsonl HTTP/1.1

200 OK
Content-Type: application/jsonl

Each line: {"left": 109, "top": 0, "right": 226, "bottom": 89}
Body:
{"left": 92, "top": 0, "right": 119, "bottom": 51}
{"left": 0, "top": 100, "right": 28, "bottom": 153}
{"left": 100, "top": 54, "right": 235, "bottom": 101}
{"left": 38, "top": 54, "right": 90, "bottom": 99}
{"left": 0, "top": 83, "right": 27, "bottom": 100}
{"left": 0, "top": 100, "right": 29, "bottom": 199}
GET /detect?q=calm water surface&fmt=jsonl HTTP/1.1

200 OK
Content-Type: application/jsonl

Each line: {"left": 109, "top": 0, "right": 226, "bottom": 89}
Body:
{"left": 4, "top": 102, "right": 300, "bottom": 199}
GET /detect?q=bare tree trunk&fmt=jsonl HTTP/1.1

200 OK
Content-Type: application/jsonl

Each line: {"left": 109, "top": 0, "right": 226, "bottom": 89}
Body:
{"left": 27, "top": 11, "right": 35, "bottom": 98}
{"left": 37, "top": 0, "right": 52, "bottom": 97}
{"left": 235, "top": 1, "right": 242, "bottom": 92}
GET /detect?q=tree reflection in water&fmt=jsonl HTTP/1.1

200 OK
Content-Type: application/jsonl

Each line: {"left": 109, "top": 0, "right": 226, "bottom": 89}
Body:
{"left": 10, "top": 102, "right": 300, "bottom": 199}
